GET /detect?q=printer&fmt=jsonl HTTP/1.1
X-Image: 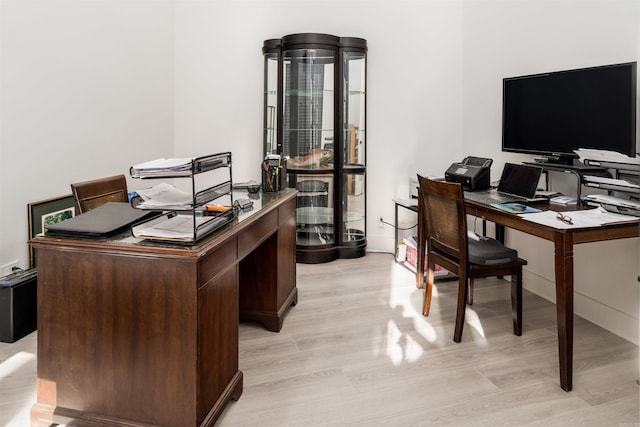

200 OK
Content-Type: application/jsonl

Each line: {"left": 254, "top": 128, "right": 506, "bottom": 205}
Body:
{"left": 444, "top": 156, "right": 492, "bottom": 191}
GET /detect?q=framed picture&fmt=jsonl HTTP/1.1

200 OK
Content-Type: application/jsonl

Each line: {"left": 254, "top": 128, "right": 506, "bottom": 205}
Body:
{"left": 28, "top": 195, "right": 76, "bottom": 267}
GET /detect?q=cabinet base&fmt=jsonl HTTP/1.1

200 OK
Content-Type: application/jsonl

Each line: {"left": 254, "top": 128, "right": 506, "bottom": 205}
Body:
{"left": 296, "top": 241, "right": 366, "bottom": 264}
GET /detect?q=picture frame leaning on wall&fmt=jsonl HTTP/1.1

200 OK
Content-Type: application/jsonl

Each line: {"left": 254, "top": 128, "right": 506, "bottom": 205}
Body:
{"left": 28, "top": 194, "right": 76, "bottom": 267}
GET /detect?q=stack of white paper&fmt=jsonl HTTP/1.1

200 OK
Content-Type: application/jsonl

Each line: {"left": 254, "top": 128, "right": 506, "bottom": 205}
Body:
{"left": 583, "top": 194, "right": 640, "bottom": 209}
{"left": 583, "top": 175, "right": 640, "bottom": 189}
{"left": 135, "top": 183, "right": 193, "bottom": 210}
{"left": 130, "top": 158, "right": 194, "bottom": 177}
{"left": 132, "top": 214, "right": 227, "bottom": 242}
{"left": 574, "top": 149, "right": 640, "bottom": 165}
{"left": 583, "top": 194, "right": 640, "bottom": 216}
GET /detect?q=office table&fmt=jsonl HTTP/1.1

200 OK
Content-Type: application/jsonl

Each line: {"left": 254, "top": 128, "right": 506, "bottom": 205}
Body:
{"left": 416, "top": 198, "right": 639, "bottom": 392}
{"left": 29, "top": 189, "right": 298, "bottom": 427}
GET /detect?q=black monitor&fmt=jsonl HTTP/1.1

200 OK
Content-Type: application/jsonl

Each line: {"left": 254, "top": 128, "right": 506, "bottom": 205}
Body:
{"left": 502, "top": 62, "right": 637, "bottom": 164}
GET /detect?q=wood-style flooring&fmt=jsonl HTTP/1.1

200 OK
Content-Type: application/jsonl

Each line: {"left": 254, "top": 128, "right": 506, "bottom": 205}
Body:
{"left": 1, "top": 253, "right": 638, "bottom": 426}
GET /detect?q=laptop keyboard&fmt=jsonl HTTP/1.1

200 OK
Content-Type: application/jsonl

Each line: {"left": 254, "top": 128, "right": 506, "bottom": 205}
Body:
{"left": 464, "top": 192, "right": 519, "bottom": 205}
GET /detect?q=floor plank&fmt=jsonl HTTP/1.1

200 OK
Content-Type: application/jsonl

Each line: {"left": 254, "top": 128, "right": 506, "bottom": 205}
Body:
{"left": 1, "top": 253, "right": 638, "bottom": 426}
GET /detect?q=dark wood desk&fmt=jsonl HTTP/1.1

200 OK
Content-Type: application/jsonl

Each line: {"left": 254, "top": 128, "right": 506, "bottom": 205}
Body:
{"left": 29, "top": 189, "right": 298, "bottom": 427}
{"left": 417, "top": 198, "right": 639, "bottom": 392}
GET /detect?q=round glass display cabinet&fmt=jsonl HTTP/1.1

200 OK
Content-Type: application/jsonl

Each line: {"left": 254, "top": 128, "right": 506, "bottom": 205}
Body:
{"left": 263, "top": 33, "right": 367, "bottom": 263}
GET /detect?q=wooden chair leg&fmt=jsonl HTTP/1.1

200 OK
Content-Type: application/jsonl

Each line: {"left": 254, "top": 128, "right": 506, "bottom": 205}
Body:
{"left": 468, "top": 278, "right": 474, "bottom": 305}
{"left": 453, "top": 273, "right": 468, "bottom": 343}
{"left": 416, "top": 270, "right": 424, "bottom": 290}
{"left": 422, "top": 265, "right": 435, "bottom": 316}
{"left": 511, "top": 265, "right": 523, "bottom": 336}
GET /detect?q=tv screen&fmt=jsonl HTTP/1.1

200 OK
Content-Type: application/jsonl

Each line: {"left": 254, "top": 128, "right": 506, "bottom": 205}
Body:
{"left": 502, "top": 62, "right": 637, "bottom": 162}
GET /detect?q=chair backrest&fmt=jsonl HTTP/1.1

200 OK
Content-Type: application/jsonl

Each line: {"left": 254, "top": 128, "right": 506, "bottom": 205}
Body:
{"left": 71, "top": 174, "right": 128, "bottom": 214}
{"left": 417, "top": 175, "right": 468, "bottom": 266}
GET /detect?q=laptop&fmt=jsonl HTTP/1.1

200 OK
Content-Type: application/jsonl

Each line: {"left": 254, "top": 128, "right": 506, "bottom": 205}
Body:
{"left": 464, "top": 163, "right": 544, "bottom": 205}
{"left": 45, "top": 202, "right": 160, "bottom": 238}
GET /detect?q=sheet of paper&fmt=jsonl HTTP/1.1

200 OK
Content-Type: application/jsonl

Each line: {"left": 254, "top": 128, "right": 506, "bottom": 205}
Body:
{"left": 130, "top": 158, "right": 194, "bottom": 177}
{"left": 135, "top": 183, "right": 193, "bottom": 209}
{"left": 133, "top": 214, "right": 226, "bottom": 241}
{"left": 132, "top": 158, "right": 192, "bottom": 170}
{"left": 583, "top": 194, "right": 640, "bottom": 209}
{"left": 574, "top": 148, "right": 640, "bottom": 165}
{"left": 583, "top": 175, "right": 640, "bottom": 188}
{"left": 519, "top": 208, "right": 639, "bottom": 229}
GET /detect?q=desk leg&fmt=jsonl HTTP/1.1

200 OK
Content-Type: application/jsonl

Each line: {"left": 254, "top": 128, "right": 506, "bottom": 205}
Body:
{"left": 416, "top": 196, "right": 425, "bottom": 290}
{"left": 394, "top": 203, "right": 400, "bottom": 260}
{"left": 496, "top": 224, "right": 504, "bottom": 244}
{"left": 554, "top": 232, "right": 574, "bottom": 392}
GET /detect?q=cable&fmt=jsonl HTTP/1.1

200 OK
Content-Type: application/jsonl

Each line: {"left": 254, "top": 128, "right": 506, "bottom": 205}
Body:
{"left": 380, "top": 219, "right": 416, "bottom": 230}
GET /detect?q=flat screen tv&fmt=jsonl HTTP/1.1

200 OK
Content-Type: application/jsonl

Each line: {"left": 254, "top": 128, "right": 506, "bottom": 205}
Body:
{"left": 502, "top": 62, "right": 637, "bottom": 164}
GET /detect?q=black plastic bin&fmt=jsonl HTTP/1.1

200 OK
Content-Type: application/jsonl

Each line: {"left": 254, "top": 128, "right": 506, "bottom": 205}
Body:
{"left": 0, "top": 268, "right": 37, "bottom": 343}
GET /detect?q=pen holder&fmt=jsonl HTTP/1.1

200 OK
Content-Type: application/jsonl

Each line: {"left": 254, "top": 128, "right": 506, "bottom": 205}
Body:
{"left": 261, "top": 163, "right": 286, "bottom": 192}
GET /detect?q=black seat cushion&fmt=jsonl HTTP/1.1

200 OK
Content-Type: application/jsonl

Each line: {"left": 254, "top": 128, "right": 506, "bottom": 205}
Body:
{"left": 468, "top": 237, "right": 518, "bottom": 265}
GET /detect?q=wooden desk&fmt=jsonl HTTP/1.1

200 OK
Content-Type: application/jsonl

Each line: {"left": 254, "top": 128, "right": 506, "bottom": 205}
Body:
{"left": 417, "top": 198, "right": 639, "bottom": 392}
{"left": 29, "top": 189, "right": 298, "bottom": 427}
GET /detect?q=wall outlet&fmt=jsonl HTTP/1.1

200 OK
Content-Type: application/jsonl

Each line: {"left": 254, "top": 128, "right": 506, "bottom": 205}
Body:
{"left": 378, "top": 216, "right": 384, "bottom": 228}
{"left": 0, "top": 260, "right": 19, "bottom": 277}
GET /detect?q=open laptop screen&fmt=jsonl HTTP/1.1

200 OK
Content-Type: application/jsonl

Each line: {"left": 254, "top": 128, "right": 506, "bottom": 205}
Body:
{"left": 497, "top": 163, "right": 542, "bottom": 199}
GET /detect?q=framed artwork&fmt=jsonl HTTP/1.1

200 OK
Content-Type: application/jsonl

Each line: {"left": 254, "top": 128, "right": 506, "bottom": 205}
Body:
{"left": 28, "top": 195, "right": 76, "bottom": 267}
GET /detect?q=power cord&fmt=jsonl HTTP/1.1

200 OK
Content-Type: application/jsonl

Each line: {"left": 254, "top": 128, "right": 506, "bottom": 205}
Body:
{"left": 380, "top": 219, "right": 416, "bottom": 230}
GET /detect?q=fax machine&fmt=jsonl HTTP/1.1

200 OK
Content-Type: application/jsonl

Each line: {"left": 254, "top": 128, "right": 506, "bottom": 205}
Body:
{"left": 444, "top": 156, "right": 492, "bottom": 191}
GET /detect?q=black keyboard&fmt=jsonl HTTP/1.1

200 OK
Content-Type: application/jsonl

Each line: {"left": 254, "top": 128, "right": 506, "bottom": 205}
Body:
{"left": 464, "top": 191, "right": 519, "bottom": 205}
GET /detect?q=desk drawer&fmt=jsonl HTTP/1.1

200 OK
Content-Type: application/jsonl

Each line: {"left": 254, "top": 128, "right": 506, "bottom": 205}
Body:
{"left": 279, "top": 197, "right": 296, "bottom": 224}
{"left": 238, "top": 210, "right": 277, "bottom": 259}
{"left": 198, "top": 238, "right": 237, "bottom": 287}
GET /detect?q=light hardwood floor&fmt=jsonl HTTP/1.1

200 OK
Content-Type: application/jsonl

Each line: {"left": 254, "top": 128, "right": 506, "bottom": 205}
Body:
{"left": 1, "top": 253, "right": 638, "bottom": 426}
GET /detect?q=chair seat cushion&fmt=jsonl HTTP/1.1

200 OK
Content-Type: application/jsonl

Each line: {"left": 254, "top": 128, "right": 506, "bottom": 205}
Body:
{"left": 468, "top": 237, "right": 518, "bottom": 265}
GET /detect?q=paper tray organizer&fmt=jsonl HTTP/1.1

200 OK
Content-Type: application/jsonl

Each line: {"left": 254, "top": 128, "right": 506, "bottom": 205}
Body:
{"left": 129, "top": 152, "right": 235, "bottom": 244}
{"left": 581, "top": 156, "right": 640, "bottom": 216}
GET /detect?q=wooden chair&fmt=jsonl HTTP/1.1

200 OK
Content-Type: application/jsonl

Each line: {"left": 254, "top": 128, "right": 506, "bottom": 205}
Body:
{"left": 416, "top": 175, "right": 527, "bottom": 342}
{"left": 71, "top": 174, "right": 129, "bottom": 214}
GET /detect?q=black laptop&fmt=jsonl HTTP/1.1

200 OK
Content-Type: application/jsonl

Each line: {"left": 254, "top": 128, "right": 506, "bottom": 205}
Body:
{"left": 45, "top": 202, "right": 160, "bottom": 238}
{"left": 464, "top": 163, "right": 544, "bottom": 205}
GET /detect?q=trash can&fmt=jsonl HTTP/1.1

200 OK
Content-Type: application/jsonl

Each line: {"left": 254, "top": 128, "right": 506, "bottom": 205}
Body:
{"left": 0, "top": 268, "right": 37, "bottom": 343}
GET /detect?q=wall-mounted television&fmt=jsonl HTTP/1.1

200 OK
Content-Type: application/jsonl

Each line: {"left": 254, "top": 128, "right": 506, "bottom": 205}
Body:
{"left": 502, "top": 62, "right": 637, "bottom": 165}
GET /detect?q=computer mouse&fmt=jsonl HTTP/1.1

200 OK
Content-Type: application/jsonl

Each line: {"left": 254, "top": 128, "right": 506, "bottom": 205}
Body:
{"left": 511, "top": 204, "right": 527, "bottom": 212}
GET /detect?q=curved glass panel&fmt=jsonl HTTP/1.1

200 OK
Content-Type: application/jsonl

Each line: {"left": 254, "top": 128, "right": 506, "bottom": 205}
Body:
{"left": 341, "top": 172, "right": 365, "bottom": 243}
{"left": 264, "top": 52, "right": 279, "bottom": 156}
{"left": 282, "top": 48, "right": 335, "bottom": 172}
{"left": 295, "top": 174, "right": 334, "bottom": 247}
{"left": 343, "top": 51, "right": 366, "bottom": 168}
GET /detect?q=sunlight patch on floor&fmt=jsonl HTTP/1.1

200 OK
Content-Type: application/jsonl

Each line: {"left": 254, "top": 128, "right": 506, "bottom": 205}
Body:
{"left": 1, "top": 351, "right": 37, "bottom": 427}
{"left": 383, "top": 264, "right": 445, "bottom": 364}
{"left": 384, "top": 259, "right": 493, "bottom": 361}
{"left": 0, "top": 351, "right": 35, "bottom": 378}
{"left": 465, "top": 308, "right": 488, "bottom": 345}
{"left": 386, "top": 319, "right": 424, "bottom": 365}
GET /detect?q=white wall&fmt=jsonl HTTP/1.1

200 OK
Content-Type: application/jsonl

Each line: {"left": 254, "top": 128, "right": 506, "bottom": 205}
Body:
{"left": 0, "top": 0, "right": 638, "bottom": 342}
{"left": 172, "top": 0, "right": 465, "bottom": 254}
{"left": 0, "top": 0, "right": 175, "bottom": 266}
{"left": 461, "top": 0, "right": 640, "bottom": 344}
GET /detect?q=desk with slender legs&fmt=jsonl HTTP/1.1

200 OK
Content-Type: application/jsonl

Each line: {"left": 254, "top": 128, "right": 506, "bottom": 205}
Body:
{"left": 29, "top": 189, "right": 298, "bottom": 427}
{"left": 416, "top": 198, "right": 639, "bottom": 392}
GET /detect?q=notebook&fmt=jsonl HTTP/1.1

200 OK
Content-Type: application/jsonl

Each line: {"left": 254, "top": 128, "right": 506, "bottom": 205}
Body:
{"left": 464, "top": 163, "right": 544, "bottom": 205}
{"left": 45, "top": 202, "right": 160, "bottom": 238}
